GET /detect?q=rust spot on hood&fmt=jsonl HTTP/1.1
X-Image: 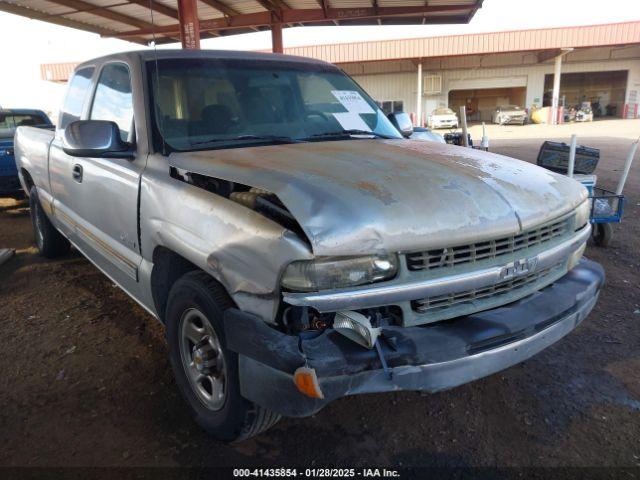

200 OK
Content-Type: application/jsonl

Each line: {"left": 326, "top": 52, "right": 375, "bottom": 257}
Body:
{"left": 354, "top": 180, "right": 396, "bottom": 205}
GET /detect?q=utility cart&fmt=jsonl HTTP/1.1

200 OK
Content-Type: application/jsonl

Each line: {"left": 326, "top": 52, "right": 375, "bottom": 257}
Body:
{"left": 537, "top": 137, "right": 636, "bottom": 248}
{"left": 588, "top": 187, "right": 625, "bottom": 247}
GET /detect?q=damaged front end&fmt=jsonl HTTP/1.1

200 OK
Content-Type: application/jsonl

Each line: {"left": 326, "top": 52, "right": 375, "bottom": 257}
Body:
{"left": 152, "top": 143, "right": 602, "bottom": 417}
{"left": 225, "top": 259, "right": 603, "bottom": 417}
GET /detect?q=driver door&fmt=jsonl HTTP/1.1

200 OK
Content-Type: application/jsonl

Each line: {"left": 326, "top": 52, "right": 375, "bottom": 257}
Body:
{"left": 57, "top": 62, "right": 143, "bottom": 293}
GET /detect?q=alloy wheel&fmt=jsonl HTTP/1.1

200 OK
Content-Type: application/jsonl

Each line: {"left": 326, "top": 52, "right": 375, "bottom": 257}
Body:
{"left": 179, "top": 308, "right": 227, "bottom": 411}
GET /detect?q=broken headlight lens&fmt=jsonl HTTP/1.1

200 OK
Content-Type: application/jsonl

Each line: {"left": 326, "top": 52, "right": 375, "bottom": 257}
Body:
{"left": 575, "top": 200, "right": 590, "bottom": 230}
{"left": 281, "top": 254, "right": 398, "bottom": 292}
{"left": 333, "top": 311, "right": 381, "bottom": 349}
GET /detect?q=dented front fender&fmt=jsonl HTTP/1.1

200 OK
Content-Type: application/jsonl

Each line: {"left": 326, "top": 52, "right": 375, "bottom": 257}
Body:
{"left": 140, "top": 167, "right": 312, "bottom": 322}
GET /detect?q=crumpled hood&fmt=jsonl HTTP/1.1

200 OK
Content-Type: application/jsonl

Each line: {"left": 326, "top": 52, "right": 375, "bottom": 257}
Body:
{"left": 170, "top": 139, "right": 587, "bottom": 255}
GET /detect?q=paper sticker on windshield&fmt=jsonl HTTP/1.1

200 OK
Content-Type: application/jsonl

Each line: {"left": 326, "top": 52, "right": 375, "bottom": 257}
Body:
{"left": 332, "top": 90, "right": 375, "bottom": 114}
{"left": 332, "top": 112, "right": 372, "bottom": 132}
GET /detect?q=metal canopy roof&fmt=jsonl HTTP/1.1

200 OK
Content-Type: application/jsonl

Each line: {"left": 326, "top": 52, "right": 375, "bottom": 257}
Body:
{"left": 0, "top": 0, "right": 483, "bottom": 45}
{"left": 285, "top": 21, "right": 640, "bottom": 64}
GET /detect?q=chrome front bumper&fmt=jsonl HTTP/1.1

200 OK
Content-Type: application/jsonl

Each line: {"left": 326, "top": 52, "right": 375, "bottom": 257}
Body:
{"left": 283, "top": 225, "right": 591, "bottom": 313}
{"left": 225, "top": 258, "right": 604, "bottom": 417}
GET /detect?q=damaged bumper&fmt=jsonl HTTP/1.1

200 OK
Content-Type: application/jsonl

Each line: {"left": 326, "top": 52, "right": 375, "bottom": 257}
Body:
{"left": 224, "top": 259, "right": 604, "bottom": 418}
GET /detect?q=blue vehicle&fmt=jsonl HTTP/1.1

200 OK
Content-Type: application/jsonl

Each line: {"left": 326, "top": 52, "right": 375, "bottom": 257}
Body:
{"left": 0, "top": 109, "right": 53, "bottom": 198}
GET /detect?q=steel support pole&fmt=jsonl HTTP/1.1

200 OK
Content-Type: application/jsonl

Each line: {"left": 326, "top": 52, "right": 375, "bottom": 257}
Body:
{"left": 616, "top": 140, "right": 638, "bottom": 195}
{"left": 416, "top": 62, "right": 423, "bottom": 127}
{"left": 271, "top": 23, "right": 283, "bottom": 53}
{"left": 177, "top": 0, "right": 200, "bottom": 49}
{"left": 551, "top": 54, "right": 563, "bottom": 125}
{"left": 567, "top": 134, "right": 577, "bottom": 178}
{"left": 459, "top": 105, "right": 469, "bottom": 148}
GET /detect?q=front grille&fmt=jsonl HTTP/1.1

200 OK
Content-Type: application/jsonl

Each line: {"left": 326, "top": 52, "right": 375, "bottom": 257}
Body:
{"left": 412, "top": 264, "right": 560, "bottom": 315}
{"left": 406, "top": 216, "right": 571, "bottom": 271}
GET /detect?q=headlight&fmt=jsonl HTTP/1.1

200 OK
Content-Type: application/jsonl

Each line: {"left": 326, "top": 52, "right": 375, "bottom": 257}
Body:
{"left": 575, "top": 200, "right": 590, "bottom": 230}
{"left": 281, "top": 254, "right": 398, "bottom": 292}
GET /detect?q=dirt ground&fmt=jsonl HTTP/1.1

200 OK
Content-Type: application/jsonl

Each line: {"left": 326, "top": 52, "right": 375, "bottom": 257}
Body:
{"left": 0, "top": 119, "right": 639, "bottom": 469}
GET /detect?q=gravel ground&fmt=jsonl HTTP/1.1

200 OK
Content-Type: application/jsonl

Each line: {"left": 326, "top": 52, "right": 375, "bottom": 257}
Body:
{"left": 0, "top": 119, "right": 639, "bottom": 469}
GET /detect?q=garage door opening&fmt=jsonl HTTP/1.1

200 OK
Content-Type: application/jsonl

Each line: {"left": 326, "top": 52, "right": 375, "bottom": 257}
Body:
{"left": 543, "top": 70, "right": 628, "bottom": 118}
{"left": 449, "top": 87, "right": 526, "bottom": 123}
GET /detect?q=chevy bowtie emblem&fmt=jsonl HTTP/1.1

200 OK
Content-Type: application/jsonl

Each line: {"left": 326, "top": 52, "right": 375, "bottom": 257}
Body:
{"left": 500, "top": 257, "right": 538, "bottom": 280}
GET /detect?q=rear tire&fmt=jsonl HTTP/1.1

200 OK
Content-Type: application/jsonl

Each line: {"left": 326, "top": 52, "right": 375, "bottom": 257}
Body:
{"left": 29, "top": 186, "right": 70, "bottom": 258}
{"left": 165, "top": 271, "right": 280, "bottom": 441}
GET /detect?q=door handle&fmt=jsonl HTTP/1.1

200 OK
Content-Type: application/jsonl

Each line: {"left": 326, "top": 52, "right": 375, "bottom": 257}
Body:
{"left": 72, "top": 164, "right": 83, "bottom": 183}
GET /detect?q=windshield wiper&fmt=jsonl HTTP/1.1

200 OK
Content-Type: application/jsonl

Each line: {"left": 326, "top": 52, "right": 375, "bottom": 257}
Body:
{"left": 305, "top": 129, "right": 395, "bottom": 140}
{"left": 191, "top": 134, "right": 306, "bottom": 146}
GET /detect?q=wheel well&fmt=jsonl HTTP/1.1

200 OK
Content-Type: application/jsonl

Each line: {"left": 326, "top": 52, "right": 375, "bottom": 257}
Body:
{"left": 21, "top": 168, "right": 34, "bottom": 194}
{"left": 150, "top": 247, "right": 199, "bottom": 323}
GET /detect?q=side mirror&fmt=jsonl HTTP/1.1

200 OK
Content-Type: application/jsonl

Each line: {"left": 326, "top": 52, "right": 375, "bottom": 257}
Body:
{"left": 63, "top": 120, "right": 135, "bottom": 159}
{"left": 387, "top": 112, "right": 414, "bottom": 138}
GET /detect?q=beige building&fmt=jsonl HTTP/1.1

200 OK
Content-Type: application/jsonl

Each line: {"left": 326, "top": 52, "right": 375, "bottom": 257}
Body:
{"left": 286, "top": 21, "right": 640, "bottom": 123}
{"left": 42, "top": 21, "right": 640, "bottom": 124}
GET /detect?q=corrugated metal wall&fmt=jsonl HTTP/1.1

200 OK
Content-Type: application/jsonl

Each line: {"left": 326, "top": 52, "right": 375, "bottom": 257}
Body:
{"left": 287, "top": 21, "right": 640, "bottom": 64}
{"left": 39, "top": 62, "right": 78, "bottom": 83}
{"left": 346, "top": 47, "right": 640, "bottom": 120}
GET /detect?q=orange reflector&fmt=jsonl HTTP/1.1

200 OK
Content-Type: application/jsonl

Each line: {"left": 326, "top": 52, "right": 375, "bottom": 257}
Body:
{"left": 293, "top": 366, "right": 324, "bottom": 399}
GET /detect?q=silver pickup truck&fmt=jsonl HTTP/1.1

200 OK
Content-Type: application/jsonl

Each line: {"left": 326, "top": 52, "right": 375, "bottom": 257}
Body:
{"left": 15, "top": 50, "right": 603, "bottom": 441}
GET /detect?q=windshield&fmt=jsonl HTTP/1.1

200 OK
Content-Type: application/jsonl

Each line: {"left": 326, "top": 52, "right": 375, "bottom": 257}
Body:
{"left": 148, "top": 58, "right": 401, "bottom": 152}
{"left": 433, "top": 108, "right": 455, "bottom": 115}
{"left": 0, "top": 113, "right": 50, "bottom": 138}
{"left": 500, "top": 105, "right": 522, "bottom": 110}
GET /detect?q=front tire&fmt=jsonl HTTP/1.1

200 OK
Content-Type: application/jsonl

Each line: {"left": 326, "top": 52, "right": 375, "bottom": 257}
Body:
{"left": 165, "top": 271, "right": 280, "bottom": 441}
{"left": 29, "top": 186, "right": 70, "bottom": 258}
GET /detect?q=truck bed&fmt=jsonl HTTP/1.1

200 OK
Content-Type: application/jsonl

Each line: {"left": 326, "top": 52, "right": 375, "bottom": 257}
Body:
{"left": 14, "top": 126, "right": 55, "bottom": 194}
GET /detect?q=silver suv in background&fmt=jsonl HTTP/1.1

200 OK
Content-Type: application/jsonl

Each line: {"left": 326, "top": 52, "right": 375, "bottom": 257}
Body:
{"left": 492, "top": 105, "right": 527, "bottom": 125}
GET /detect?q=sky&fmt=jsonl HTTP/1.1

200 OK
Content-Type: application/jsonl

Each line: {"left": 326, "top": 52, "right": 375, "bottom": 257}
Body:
{"left": 0, "top": 0, "right": 639, "bottom": 115}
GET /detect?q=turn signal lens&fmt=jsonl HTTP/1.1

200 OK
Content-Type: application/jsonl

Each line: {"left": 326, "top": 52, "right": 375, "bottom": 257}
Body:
{"left": 333, "top": 310, "right": 381, "bottom": 349}
{"left": 293, "top": 366, "right": 324, "bottom": 399}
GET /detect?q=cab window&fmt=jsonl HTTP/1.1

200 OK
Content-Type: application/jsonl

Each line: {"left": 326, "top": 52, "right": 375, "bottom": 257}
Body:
{"left": 59, "top": 67, "right": 94, "bottom": 130}
{"left": 90, "top": 63, "right": 134, "bottom": 142}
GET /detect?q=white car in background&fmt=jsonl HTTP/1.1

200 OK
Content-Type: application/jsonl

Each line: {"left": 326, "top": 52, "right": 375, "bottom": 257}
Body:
{"left": 492, "top": 105, "right": 527, "bottom": 125}
{"left": 427, "top": 108, "right": 459, "bottom": 129}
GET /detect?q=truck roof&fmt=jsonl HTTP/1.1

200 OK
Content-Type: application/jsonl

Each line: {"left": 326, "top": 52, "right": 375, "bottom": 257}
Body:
{"left": 75, "top": 49, "right": 334, "bottom": 72}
